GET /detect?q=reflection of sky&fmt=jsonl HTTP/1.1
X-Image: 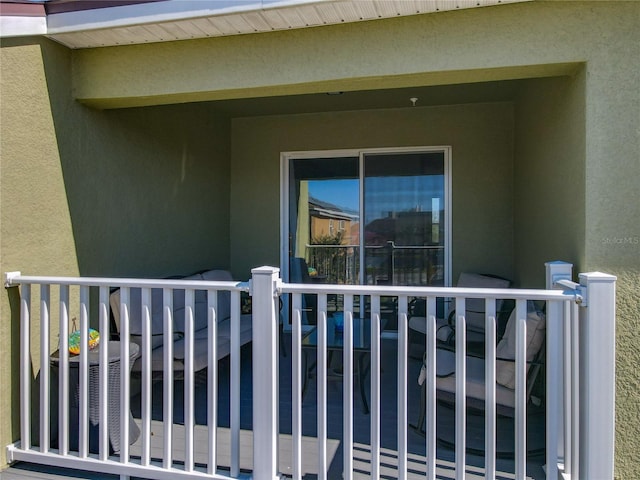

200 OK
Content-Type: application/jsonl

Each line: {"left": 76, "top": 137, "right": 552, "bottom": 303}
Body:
{"left": 309, "top": 176, "right": 443, "bottom": 220}
{"left": 365, "top": 175, "right": 444, "bottom": 222}
{"left": 309, "top": 179, "right": 359, "bottom": 212}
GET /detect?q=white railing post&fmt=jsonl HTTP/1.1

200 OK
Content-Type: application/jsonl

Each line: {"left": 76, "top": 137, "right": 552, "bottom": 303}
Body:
{"left": 545, "top": 261, "right": 573, "bottom": 476}
{"left": 578, "top": 271, "right": 616, "bottom": 480}
{"left": 251, "top": 266, "right": 281, "bottom": 480}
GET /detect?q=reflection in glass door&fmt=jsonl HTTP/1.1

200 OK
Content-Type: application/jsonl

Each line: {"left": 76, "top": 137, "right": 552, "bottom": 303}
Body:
{"left": 283, "top": 148, "right": 449, "bottom": 289}
{"left": 363, "top": 151, "right": 446, "bottom": 287}
{"left": 287, "top": 156, "right": 360, "bottom": 285}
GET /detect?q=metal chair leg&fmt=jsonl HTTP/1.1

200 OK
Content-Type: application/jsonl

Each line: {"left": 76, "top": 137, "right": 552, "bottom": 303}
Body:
{"left": 410, "top": 382, "right": 426, "bottom": 435}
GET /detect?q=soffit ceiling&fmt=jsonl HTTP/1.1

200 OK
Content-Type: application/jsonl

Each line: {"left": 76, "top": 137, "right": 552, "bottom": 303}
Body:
{"left": 200, "top": 79, "right": 523, "bottom": 117}
{"left": 44, "top": 0, "right": 531, "bottom": 49}
{"left": 31, "top": 0, "right": 533, "bottom": 117}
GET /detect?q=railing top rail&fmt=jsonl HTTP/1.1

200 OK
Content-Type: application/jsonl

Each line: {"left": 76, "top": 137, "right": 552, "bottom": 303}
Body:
{"left": 279, "top": 282, "right": 580, "bottom": 302}
{"left": 4, "top": 271, "right": 581, "bottom": 301}
{"left": 306, "top": 243, "right": 359, "bottom": 248}
{"left": 4, "top": 272, "right": 250, "bottom": 292}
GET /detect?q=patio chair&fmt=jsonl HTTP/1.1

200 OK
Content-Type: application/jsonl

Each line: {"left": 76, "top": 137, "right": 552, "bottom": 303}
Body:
{"left": 408, "top": 272, "right": 512, "bottom": 358}
{"left": 109, "top": 269, "right": 253, "bottom": 373}
{"left": 411, "top": 302, "right": 546, "bottom": 436}
{"left": 289, "top": 257, "right": 318, "bottom": 325}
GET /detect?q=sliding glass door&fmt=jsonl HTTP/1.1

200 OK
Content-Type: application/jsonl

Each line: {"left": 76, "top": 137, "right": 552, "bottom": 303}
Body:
{"left": 282, "top": 147, "right": 450, "bottom": 289}
{"left": 363, "top": 151, "right": 447, "bottom": 287}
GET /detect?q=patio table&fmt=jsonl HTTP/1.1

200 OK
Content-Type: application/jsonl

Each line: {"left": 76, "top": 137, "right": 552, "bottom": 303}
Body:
{"left": 50, "top": 340, "right": 140, "bottom": 454}
{"left": 301, "top": 315, "right": 387, "bottom": 414}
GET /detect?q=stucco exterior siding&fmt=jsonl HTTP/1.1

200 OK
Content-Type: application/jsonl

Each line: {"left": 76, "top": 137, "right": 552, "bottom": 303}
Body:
{"left": 71, "top": 4, "right": 588, "bottom": 108}
{"left": 0, "top": 38, "right": 233, "bottom": 463}
{"left": 0, "top": 39, "right": 79, "bottom": 452}
{"left": 613, "top": 269, "right": 640, "bottom": 477}
{"left": 229, "top": 102, "right": 515, "bottom": 284}
{"left": 583, "top": 56, "right": 640, "bottom": 270}
{"left": 514, "top": 73, "right": 587, "bottom": 287}
{"left": 1, "top": 37, "right": 233, "bottom": 278}
{"left": 1, "top": 1, "right": 639, "bottom": 477}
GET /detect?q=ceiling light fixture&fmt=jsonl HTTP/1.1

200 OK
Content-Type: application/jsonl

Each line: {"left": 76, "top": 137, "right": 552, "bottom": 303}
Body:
{"left": 410, "top": 97, "right": 418, "bottom": 106}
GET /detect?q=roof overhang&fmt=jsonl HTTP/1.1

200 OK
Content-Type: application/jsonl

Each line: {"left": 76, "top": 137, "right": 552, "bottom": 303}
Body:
{"left": 1, "top": 0, "right": 532, "bottom": 49}
{"left": 0, "top": 1, "right": 46, "bottom": 36}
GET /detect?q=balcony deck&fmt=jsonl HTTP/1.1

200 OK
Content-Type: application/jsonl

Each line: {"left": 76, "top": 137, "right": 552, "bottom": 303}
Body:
{"left": 4, "top": 265, "right": 618, "bottom": 480}
{"left": 276, "top": 333, "right": 546, "bottom": 479}
{"left": 3, "top": 334, "right": 546, "bottom": 480}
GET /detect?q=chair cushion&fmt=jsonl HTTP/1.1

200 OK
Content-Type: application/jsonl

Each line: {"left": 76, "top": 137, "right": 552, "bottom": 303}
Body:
{"left": 433, "top": 350, "right": 519, "bottom": 409}
{"left": 456, "top": 272, "right": 511, "bottom": 289}
{"left": 109, "top": 269, "right": 235, "bottom": 349}
{"left": 110, "top": 287, "right": 173, "bottom": 349}
{"left": 455, "top": 273, "right": 511, "bottom": 331}
{"left": 200, "top": 269, "right": 233, "bottom": 324}
{"left": 495, "top": 304, "right": 546, "bottom": 389}
{"left": 408, "top": 316, "right": 451, "bottom": 342}
{"left": 173, "top": 314, "right": 253, "bottom": 371}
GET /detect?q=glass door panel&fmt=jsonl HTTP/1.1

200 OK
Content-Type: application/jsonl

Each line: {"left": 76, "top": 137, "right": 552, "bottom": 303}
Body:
{"left": 363, "top": 152, "right": 446, "bottom": 287}
{"left": 288, "top": 157, "right": 360, "bottom": 285}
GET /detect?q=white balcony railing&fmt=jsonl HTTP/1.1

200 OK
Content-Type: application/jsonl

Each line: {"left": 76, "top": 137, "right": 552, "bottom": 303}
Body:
{"left": 4, "top": 261, "right": 616, "bottom": 480}
{"left": 4, "top": 273, "right": 250, "bottom": 479}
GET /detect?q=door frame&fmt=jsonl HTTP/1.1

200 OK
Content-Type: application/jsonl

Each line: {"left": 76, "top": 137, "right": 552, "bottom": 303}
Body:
{"left": 280, "top": 146, "right": 452, "bottom": 288}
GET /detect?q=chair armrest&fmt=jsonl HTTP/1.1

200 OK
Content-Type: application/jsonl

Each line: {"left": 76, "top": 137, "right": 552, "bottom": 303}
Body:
{"left": 434, "top": 342, "right": 544, "bottom": 366}
{"left": 241, "top": 292, "right": 252, "bottom": 314}
{"left": 446, "top": 300, "right": 516, "bottom": 340}
{"left": 435, "top": 340, "right": 484, "bottom": 358}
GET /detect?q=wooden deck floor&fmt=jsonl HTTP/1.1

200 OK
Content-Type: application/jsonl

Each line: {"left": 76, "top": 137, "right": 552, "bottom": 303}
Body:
{"left": 1, "top": 438, "right": 539, "bottom": 480}
{"left": 2, "top": 336, "right": 546, "bottom": 479}
{"left": 126, "top": 421, "right": 340, "bottom": 478}
{"left": 128, "top": 421, "right": 535, "bottom": 480}
{"left": 125, "top": 335, "right": 544, "bottom": 480}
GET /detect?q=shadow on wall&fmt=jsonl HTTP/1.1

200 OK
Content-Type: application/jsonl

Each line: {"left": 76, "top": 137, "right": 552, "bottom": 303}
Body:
{"left": 8, "top": 287, "right": 21, "bottom": 442}
{"left": 39, "top": 38, "right": 232, "bottom": 278}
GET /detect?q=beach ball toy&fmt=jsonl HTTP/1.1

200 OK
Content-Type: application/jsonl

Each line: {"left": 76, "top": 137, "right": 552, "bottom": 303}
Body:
{"left": 68, "top": 329, "right": 100, "bottom": 355}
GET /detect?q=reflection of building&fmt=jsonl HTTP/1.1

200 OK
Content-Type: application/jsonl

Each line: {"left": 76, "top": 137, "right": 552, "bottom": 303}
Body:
{"left": 308, "top": 197, "right": 359, "bottom": 244}
{"left": 363, "top": 210, "right": 444, "bottom": 286}
{"left": 306, "top": 197, "right": 360, "bottom": 284}
{"left": 365, "top": 210, "right": 440, "bottom": 246}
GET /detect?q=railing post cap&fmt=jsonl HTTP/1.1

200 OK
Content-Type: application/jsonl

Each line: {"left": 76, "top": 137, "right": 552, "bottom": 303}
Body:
{"left": 546, "top": 261, "right": 574, "bottom": 289}
{"left": 544, "top": 260, "right": 573, "bottom": 269}
{"left": 545, "top": 260, "right": 574, "bottom": 267}
{"left": 251, "top": 266, "right": 280, "bottom": 276}
{"left": 4, "top": 271, "right": 21, "bottom": 288}
{"left": 579, "top": 271, "right": 617, "bottom": 283}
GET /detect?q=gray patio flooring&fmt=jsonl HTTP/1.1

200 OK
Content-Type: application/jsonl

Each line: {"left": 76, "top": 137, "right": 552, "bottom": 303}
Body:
{"left": 131, "top": 333, "right": 546, "bottom": 479}
{"left": 3, "top": 335, "right": 546, "bottom": 480}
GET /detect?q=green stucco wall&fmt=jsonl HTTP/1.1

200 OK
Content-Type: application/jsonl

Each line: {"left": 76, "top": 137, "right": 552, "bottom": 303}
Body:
{"left": 70, "top": 7, "right": 581, "bottom": 109}
{"left": 55, "top": 100, "right": 233, "bottom": 279}
{"left": 0, "top": 39, "right": 79, "bottom": 455}
{"left": 229, "top": 103, "right": 515, "bottom": 283}
{"left": 0, "top": 38, "right": 233, "bottom": 461}
{"left": 514, "top": 73, "right": 587, "bottom": 287}
{"left": 0, "top": 38, "right": 232, "bottom": 278}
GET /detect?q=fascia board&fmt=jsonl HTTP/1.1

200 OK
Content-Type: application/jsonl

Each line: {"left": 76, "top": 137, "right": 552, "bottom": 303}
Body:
{"left": 46, "top": 0, "right": 330, "bottom": 34}
{"left": 0, "top": 15, "right": 47, "bottom": 37}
